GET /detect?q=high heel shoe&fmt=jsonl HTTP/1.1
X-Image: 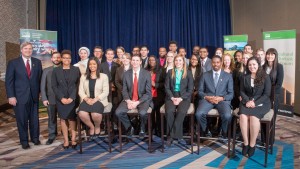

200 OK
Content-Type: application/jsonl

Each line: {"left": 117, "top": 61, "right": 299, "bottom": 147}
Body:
{"left": 71, "top": 142, "right": 77, "bottom": 149}
{"left": 62, "top": 144, "right": 69, "bottom": 149}
{"left": 242, "top": 144, "right": 249, "bottom": 156}
{"left": 248, "top": 146, "right": 256, "bottom": 157}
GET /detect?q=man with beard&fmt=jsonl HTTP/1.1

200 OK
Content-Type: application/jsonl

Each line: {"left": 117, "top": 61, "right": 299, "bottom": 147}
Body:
{"left": 41, "top": 51, "right": 62, "bottom": 145}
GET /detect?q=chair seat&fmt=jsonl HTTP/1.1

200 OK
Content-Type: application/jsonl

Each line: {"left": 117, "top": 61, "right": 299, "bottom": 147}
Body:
{"left": 261, "top": 109, "right": 274, "bottom": 122}
{"left": 207, "top": 109, "right": 233, "bottom": 116}
{"left": 127, "top": 107, "right": 152, "bottom": 114}
{"left": 104, "top": 103, "right": 112, "bottom": 113}
{"left": 232, "top": 108, "right": 274, "bottom": 121}
{"left": 160, "top": 103, "right": 194, "bottom": 114}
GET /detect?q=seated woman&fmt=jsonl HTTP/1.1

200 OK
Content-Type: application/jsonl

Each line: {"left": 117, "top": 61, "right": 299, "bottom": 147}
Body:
{"left": 78, "top": 57, "right": 109, "bottom": 140}
{"left": 165, "top": 55, "right": 194, "bottom": 146}
{"left": 239, "top": 57, "right": 271, "bottom": 157}
{"left": 52, "top": 50, "right": 80, "bottom": 149}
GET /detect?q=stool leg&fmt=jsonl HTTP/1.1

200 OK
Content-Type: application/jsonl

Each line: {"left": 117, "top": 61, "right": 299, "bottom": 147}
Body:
{"left": 118, "top": 120, "right": 122, "bottom": 153}
{"left": 197, "top": 123, "right": 200, "bottom": 155}
{"left": 148, "top": 113, "right": 151, "bottom": 153}
{"left": 107, "top": 115, "right": 112, "bottom": 153}
{"left": 232, "top": 117, "right": 237, "bottom": 156}
{"left": 227, "top": 121, "right": 231, "bottom": 158}
{"left": 265, "top": 122, "right": 270, "bottom": 167}
{"left": 77, "top": 117, "right": 82, "bottom": 154}
{"left": 161, "top": 113, "right": 164, "bottom": 153}
{"left": 191, "top": 114, "right": 194, "bottom": 154}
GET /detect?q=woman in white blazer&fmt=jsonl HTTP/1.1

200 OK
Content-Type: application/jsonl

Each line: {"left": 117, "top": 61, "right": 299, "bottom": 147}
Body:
{"left": 78, "top": 57, "right": 109, "bottom": 139}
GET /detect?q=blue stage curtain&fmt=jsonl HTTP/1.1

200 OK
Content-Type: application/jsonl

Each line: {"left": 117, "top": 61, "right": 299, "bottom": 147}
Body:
{"left": 46, "top": 0, "right": 231, "bottom": 63}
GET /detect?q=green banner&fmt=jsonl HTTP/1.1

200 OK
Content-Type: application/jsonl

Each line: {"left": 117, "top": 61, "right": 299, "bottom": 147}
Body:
{"left": 263, "top": 30, "right": 296, "bottom": 40}
{"left": 263, "top": 29, "right": 296, "bottom": 117}
{"left": 224, "top": 35, "right": 248, "bottom": 42}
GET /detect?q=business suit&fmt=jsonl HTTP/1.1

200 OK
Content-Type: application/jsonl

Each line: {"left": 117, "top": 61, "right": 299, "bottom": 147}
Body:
{"left": 115, "top": 68, "right": 152, "bottom": 130}
{"left": 164, "top": 69, "right": 194, "bottom": 139}
{"left": 141, "top": 57, "right": 149, "bottom": 68}
{"left": 78, "top": 73, "right": 109, "bottom": 107}
{"left": 41, "top": 66, "right": 57, "bottom": 140}
{"left": 239, "top": 74, "right": 271, "bottom": 119}
{"left": 188, "top": 66, "right": 202, "bottom": 104}
{"left": 51, "top": 65, "right": 80, "bottom": 119}
{"left": 5, "top": 56, "right": 42, "bottom": 145}
{"left": 115, "top": 66, "right": 131, "bottom": 104}
{"left": 196, "top": 70, "right": 234, "bottom": 134}
{"left": 200, "top": 57, "right": 212, "bottom": 73}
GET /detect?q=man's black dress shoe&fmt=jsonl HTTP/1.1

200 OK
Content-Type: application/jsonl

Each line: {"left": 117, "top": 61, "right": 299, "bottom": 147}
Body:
{"left": 126, "top": 127, "right": 134, "bottom": 138}
{"left": 46, "top": 139, "right": 54, "bottom": 145}
{"left": 33, "top": 140, "right": 41, "bottom": 145}
{"left": 22, "top": 144, "right": 30, "bottom": 149}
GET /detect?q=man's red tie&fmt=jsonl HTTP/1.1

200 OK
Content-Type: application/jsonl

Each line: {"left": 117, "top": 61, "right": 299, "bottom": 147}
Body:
{"left": 132, "top": 73, "right": 138, "bottom": 101}
{"left": 26, "top": 59, "right": 31, "bottom": 78}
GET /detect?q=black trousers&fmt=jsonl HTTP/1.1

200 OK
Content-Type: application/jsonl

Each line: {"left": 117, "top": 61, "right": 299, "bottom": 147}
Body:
{"left": 115, "top": 101, "right": 150, "bottom": 131}
{"left": 165, "top": 99, "right": 190, "bottom": 139}
{"left": 47, "top": 104, "right": 58, "bottom": 140}
{"left": 14, "top": 96, "right": 39, "bottom": 145}
{"left": 151, "top": 97, "right": 162, "bottom": 134}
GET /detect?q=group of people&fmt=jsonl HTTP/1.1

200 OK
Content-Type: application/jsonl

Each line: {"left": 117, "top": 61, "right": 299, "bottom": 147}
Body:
{"left": 5, "top": 41, "right": 283, "bottom": 158}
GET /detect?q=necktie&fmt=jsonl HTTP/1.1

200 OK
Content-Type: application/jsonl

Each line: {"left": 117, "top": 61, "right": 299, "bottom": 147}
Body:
{"left": 132, "top": 73, "right": 138, "bottom": 101}
{"left": 214, "top": 73, "right": 219, "bottom": 87}
{"left": 201, "top": 60, "right": 204, "bottom": 67}
{"left": 26, "top": 59, "right": 31, "bottom": 78}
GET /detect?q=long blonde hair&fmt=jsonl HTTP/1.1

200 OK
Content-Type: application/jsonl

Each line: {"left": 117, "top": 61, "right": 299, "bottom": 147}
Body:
{"left": 171, "top": 55, "right": 187, "bottom": 79}
{"left": 222, "top": 53, "right": 235, "bottom": 72}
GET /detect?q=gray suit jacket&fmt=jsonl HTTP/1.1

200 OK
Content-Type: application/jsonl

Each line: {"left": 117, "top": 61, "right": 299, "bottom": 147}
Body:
{"left": 202, "top": 58, "right": 212, "bottom": 73}
{"left": 41, "top": 66, "right": 56, "bottom": 104}
{"left": 122, "top": 68, "right": 152, "bottom": 104}
{"left": 198, "top": 70, "right": 234, "bottom": 104}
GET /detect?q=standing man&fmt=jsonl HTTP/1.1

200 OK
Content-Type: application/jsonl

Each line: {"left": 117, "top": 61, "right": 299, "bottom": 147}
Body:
{"left": 158, "top": 47, "right": 167, "bottom": 67}
{"left": 195, "top": 55, "right": 233, "bottom": 138}
{"left": 93, "top": 46, "right": 106, "bottom": 64}
{"left": 256, "top": 48, "right": 266, "bottom": 66}
{"left": 178, "top": 47, "right": 190, "bottom": 66}
{"left": 5, "top": 42, "right": 42, "bottom": 149}
{"left": 169, "top": 41, "right": 178, "bottom": 54}
{"left": 199, "top": 47, "right": 212, "bottom": 72}
{"left": 193, "top": 45, "right": 201, "bottom": 59}
{"left": 244, "top": 44, "right": 253, "bottom": 55}
{"left": 40, "top": 51, "right": 61, "bottom": 145}
{"left": 140, "top": 45, "right": 149, "bottom": 68}
{"left": 115, "top": 55, "right": 152, "bottom": 138}
{"left": 132, "top": 46, "right": 140, "bottom": 56}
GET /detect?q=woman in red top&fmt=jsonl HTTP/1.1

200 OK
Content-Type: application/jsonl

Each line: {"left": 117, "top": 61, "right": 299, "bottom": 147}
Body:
{"left": 146, "top": 55, "right": 162, "bottom": 136}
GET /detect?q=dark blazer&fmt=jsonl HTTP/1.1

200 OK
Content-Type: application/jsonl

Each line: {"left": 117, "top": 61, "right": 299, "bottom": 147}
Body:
{"left": 96, "top": 56, "right": 106, "bottom": 64}
{"left": 198, "top": 70, "right": 234, "bottom": 104}
{"left": 99, "top": 61, "right": 120, "bottom": 83}
{"left": 142, "top": 57, "right": 149, "bottom": 68}
{"left": 115, "top": 66, "right": 131, "bottom": 102}
{"left": 272, "top": 63, "right": 284, "bottom": 95}
{"left": 41, "top": 66, "right": 56, "bottom": 104}
{"left": 51, "top": 65, "right": 80, "bottom": 101}
{"left": 164, "top": 69, "right": 194, "bottom": 101}
{"left": 5, "top": 56, "right": 42, "bottom": 104}
{"left": 188, "top": 66, "right": 202, "bottom": 91}
{"left": 240, "top": 74, "right": 271, "bottom": 106}
{"left": 122, "top": 68, "right": 152, "bottom": 104}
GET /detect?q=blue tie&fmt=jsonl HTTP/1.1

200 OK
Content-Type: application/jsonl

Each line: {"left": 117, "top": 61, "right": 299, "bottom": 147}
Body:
{"left": 214, "top": 73, "right": 219, "bottom": 87}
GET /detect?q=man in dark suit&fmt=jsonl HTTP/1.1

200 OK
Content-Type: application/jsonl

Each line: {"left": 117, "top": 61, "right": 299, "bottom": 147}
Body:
{"left": 5, "top": 42, "right": 43, "bottom": 149}
{"left": 158, "top": 47, "right": 167, "bottom": 67}
{"left": 140, "top": 46, "right": 149, "bottom": 68}
{"left": 40, "top": 51, "right": 61, "bottom": 145}
{"left": 93, "top": 46, "right": 106, "bottom": 64}
{"left": 199, "top": 47, "right": 212, "bottom": 73}
{"left": 195, "top": 55, "right": 233, "bottom": 137}
{"left": 115, "top": 55, "right": 152, "bottom": 138}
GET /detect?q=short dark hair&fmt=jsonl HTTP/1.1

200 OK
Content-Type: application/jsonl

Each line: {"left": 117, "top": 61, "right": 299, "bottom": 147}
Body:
{"left": 212, "top": 55, "right": 222, "bottom": 62}
{"left": 244, "top": 44, "right": 252, "bottom": 49}
{"left": 140, "top": 45, "right": 148, "bottom": 50}
{"left": 132, "top": 46, "right": 140, "bottom": 50}
{"left": 178, "top": 47, "right": 186, "bottom": 51}
{"left": 51, "top": 51, "right": 60, "bottom": 57}
{"left": 94, "top": 46, "right": 103, "bottom": 51}
{"left": 200, "top": 47, "right": 208, "bottom": 51}
{"left": 106, "top": 48, "right": 114, "bottom": 54}
{"left": 61, "top": 50, "right": 71, "bottom": 56}
{"left": 169, "top": 40, "right": 177, "bottom": 46}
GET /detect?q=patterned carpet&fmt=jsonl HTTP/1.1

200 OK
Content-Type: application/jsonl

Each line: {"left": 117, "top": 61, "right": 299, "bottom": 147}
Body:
{"left": 0, "top": 109, "right": 299, "bottom": 169}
